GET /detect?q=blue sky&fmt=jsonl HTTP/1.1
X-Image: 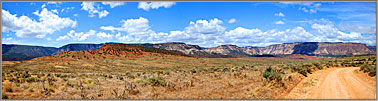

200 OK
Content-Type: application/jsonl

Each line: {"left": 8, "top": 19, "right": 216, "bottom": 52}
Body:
{"left": 2, "top": 2, "right": 376, "bottom": 48}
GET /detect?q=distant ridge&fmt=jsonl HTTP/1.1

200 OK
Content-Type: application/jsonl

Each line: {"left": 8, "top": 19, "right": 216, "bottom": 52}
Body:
{"left": 33, "top": 43, "right": 187, "bottom": 61}
{"left": 2, "top": 42, "right": 376, "bottom": 61}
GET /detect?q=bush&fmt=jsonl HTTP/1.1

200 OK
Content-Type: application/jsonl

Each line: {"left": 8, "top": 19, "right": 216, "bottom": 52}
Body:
{"left": 22, "top": 85, "right": 29, "bottom": 89}
{"left": 313, "top": 63, "right": 323, "bottom": 70}
{"left": 147, "top": 77, "right": 167, "bottom": 86}
{"left": 65, "top": 81, "right": 78, "bottom": 87}
{"left": 263, "top": 66, "right": 284, "bottom": 82}
{"left": 360, "top": 63, "right": 376, "bottom": 77}
{"left": 4, "top": 83, "right": 14, "bottom": 92}
{"left": 55, "top": 73, "right": 61, "bottom": 78}
{"left": 25, "top": 77, "right": 36, "bottom": 82}
{"left": 190, "top": 69, "right": 197, "bottom": 73}
{"left": 290, "top": 64, "right": 308, "bottom": 77}
{"left": 2, "top": 94, "right": 8, "bottom": 99}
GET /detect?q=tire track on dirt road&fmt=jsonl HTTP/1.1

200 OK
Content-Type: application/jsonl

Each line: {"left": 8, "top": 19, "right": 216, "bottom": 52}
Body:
{"left": 285, "top": 67, "right": 376, "bottom": 99}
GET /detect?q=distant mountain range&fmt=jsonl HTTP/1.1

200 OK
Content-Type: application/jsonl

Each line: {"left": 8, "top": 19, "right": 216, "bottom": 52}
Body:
{"left": 2, "top": 42, "right": 376, "bottom": 61}
{"left": 33, "top": 43, "right": 186, "bottom": 61}
{"left": 2, "top": 43, "right": 103, "bottom": 61}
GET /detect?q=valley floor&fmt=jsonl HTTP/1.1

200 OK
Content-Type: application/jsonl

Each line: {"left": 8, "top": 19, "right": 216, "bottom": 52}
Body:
{"left": 1, "top": 55, "right": 376, "bottom": 99}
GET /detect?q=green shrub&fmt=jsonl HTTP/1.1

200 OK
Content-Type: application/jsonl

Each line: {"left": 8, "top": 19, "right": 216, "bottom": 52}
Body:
{"left": 8, "top": 77, "right": 15, "bottom": 82}
{"left": 263, "top": 66, "right": 284, "bottom": 82}
{"left": 313, "top": 63, "right": 323, "bottom": 70}
{"left": 65, "top": 81, "right": 77, "bottom": 87}
{"left": 2, "top": 94, "right": 8, "bottom": 99}
{"left": 15, "top": 83, "right": 20, "bottom": 87}
{"left": 25, "top": 77, "right": 36, "bottom": 82}
{"left": 22, "top": 85, "right": 29, "bottom": 89}
{"left": 55, "top": 73, "right": 61, "bottom": 78}
{"left": 147, "top": 77, "right": 167, "bottom": 86}
{"left": 290, "top": 64, "right": 308, "bottom": 77}
{"left": 190, "top": 69, "right": 197, "bottom": 73}
{"left": 360, "top": 63, "right": 376, "bottom": 77}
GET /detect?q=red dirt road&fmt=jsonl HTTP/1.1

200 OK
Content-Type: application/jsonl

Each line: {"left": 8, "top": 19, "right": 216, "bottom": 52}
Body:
{"left": 285, "top": 67, "right": 376, "bottom": 99}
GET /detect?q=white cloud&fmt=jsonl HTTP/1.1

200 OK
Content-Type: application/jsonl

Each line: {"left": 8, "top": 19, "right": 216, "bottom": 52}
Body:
{"left": 97, "top": 32, "right": 113, "bottom": 39}
{"left": 115, "top": 32, "right": 121, "bottom": 37}
{"left": 274, "top": 12, "right": 285, "bottom": 17}
{"left": 228, "top": 18, "right": 236, "bottom": 24}
{"left": 56, "top": 30, "right": 96, "bottom": 41}
{"left": 3, "top": 37, "right": 13, "bottom": 41}
{"left": 338, "top": 24, "right": 376, "bottom": 34}
{"left": 281, "top": 2, "right": 321, "bottom": 13}
{"left": 81, "top": 2, "right": 109, "bottom": 18}
{"left": 46, "top": 37, "right": 51, "bottom": 41}
{"left": 73, "top": 14, "right": 78, "bottom": 17}
{"left": 185, "top": 18, "right": 225, "bottom": 35}
{"left": 98, "top": 10, "right": 109, "bottom": 18}
{"left": 61, "top": 7, "right": 75, "bottom": 12}
{"left": 99, "top": 17, "right": 376, "bottom": 47}
{"left": 51, "top": 9, "right": 58, "bottom": 14}
{"left": 41, "top": 4, "right": 46, "bottom": 8}
{"left": 274, "top": 20, "right": 285, "bottom": 24}
{"left": 220, "top": 26, "right": 313, "bottom": 46}
{"left": 311, "top": 23, "right": 339, "bottom": 38}
{"left": 47, "top": 2, "right": 62, "bottom": 4}
{"left": 310, "top": 19, "right": 376, "bottom": 46}
{"left": 102, "top": 2, "right": 125, "bottom": 8}
{"left": 138, "top": 2, "right": 175, "bottom": 11}
{"left": 56, "top": 35, "right": 69, "bottom": 41}
{"left": 2, "top": 9, "right": 76, "bottom": 38}
{"left": 101, "top": 17, "right": 152, "bottom": 33}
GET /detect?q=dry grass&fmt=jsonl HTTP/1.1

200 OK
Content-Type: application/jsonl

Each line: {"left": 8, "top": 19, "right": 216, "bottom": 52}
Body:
{"left": 2, "top": 55, "right": 375, "bottom": 99}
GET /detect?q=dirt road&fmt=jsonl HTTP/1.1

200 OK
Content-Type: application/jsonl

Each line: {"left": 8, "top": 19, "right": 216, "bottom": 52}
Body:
{"left": 285, "top": 67, "right": 376, "bottom": 99}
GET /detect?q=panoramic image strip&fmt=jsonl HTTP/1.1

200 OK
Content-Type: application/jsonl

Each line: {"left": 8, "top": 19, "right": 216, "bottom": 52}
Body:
{"left": 1, "top": 2, "right": 377, "bottom": 99}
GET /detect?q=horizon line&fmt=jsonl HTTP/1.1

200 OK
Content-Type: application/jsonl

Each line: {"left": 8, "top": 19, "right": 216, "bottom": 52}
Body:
{"left": 2, "top": 41, "right": 375, "bottom": 48}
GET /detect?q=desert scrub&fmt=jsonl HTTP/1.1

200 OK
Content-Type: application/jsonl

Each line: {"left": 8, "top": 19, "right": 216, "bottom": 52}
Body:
{"left": 25, "top": 77, "right": 36, "bottom": 82}
{"left": 65, "top": 81, "right": 78, "bottom": 87}
{"left": 22, "top": 85, "right": 29, "bottom": 89}
{"left": 360, "top": 63, "right": 376, "bottom": 77}
{"left": 4, "top": 83, "right": 14, "bottom": 92}
{"left": 137, "top": 77, "right": 167, "bottom": 86}
{"left": 262, "top": 66, "right": 284, "bottom": 82}
{"left": 312, "top": 63, "right": 323, "bottom": 70}
{"left": 2, "top": 94, "right": 9, "bottom": 99}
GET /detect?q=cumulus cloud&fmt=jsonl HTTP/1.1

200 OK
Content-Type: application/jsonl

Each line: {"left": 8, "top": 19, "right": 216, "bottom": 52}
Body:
{"left": 2, "top": 37, "right": 13, "bottom": 41}
{"left": 338, "top": 24, "right": 376, "bottom": 34}
{"left": 311, "top": 23, "right": 339, "bottom": 38}
{"left": 81, "top": 2, "right": 109, "bottom": 18}
{"left": 138, "top": 2, "right": 175, "bottom": 11}
{"left": 101, "top": 17, "right": 152, "bottom": 33}
{"left": 61, "top": 7, "right": 75, "bottom": 12}
{"left": 97, "top": 32, "right": 113, "bottom": 39}
{"left": 56, "top": 30, "right": 96, "bottom": 41}
{"left": 51, "top": 9, "right": 58, "bottom": 14}
{"left": 281, "top": 2, "right": 321, "bottom": 13}
{"left": 101, "top": 17, "right": 160, "bottom": 42}
{"left": 274, "top": 12, "right": 285, "bottom": 17}
{"left": 220, "top": 26, "right": 313, "bottom": 46}
{"left": 228, "top": 18, "right": 236, "bottom": 23}
{"left": 2, "top": 9, "right": 76, "bottom": 38}
{"left": 102, "top": 2, "right": 125, "bottom": 8}
{"left": 274, "top": 20, "right": 285, "bottom": 24}
{"left": 100, "top": 17, "right": 375, "bottom": 47}
{"left": 310, "top": 19, "right": 376, "bottom": 46}
{"left": 185, "top": 18, "right": 225, "bottom": 35}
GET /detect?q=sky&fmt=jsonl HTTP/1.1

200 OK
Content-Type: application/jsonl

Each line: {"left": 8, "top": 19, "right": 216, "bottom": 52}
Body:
{"left": 1, "top": 2, "right": 376, "bottom": 48}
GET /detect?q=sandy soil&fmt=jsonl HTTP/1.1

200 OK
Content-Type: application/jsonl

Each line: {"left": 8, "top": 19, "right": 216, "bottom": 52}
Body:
{"left": 285, "top": 67, "right": 376, "bottom": 99}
